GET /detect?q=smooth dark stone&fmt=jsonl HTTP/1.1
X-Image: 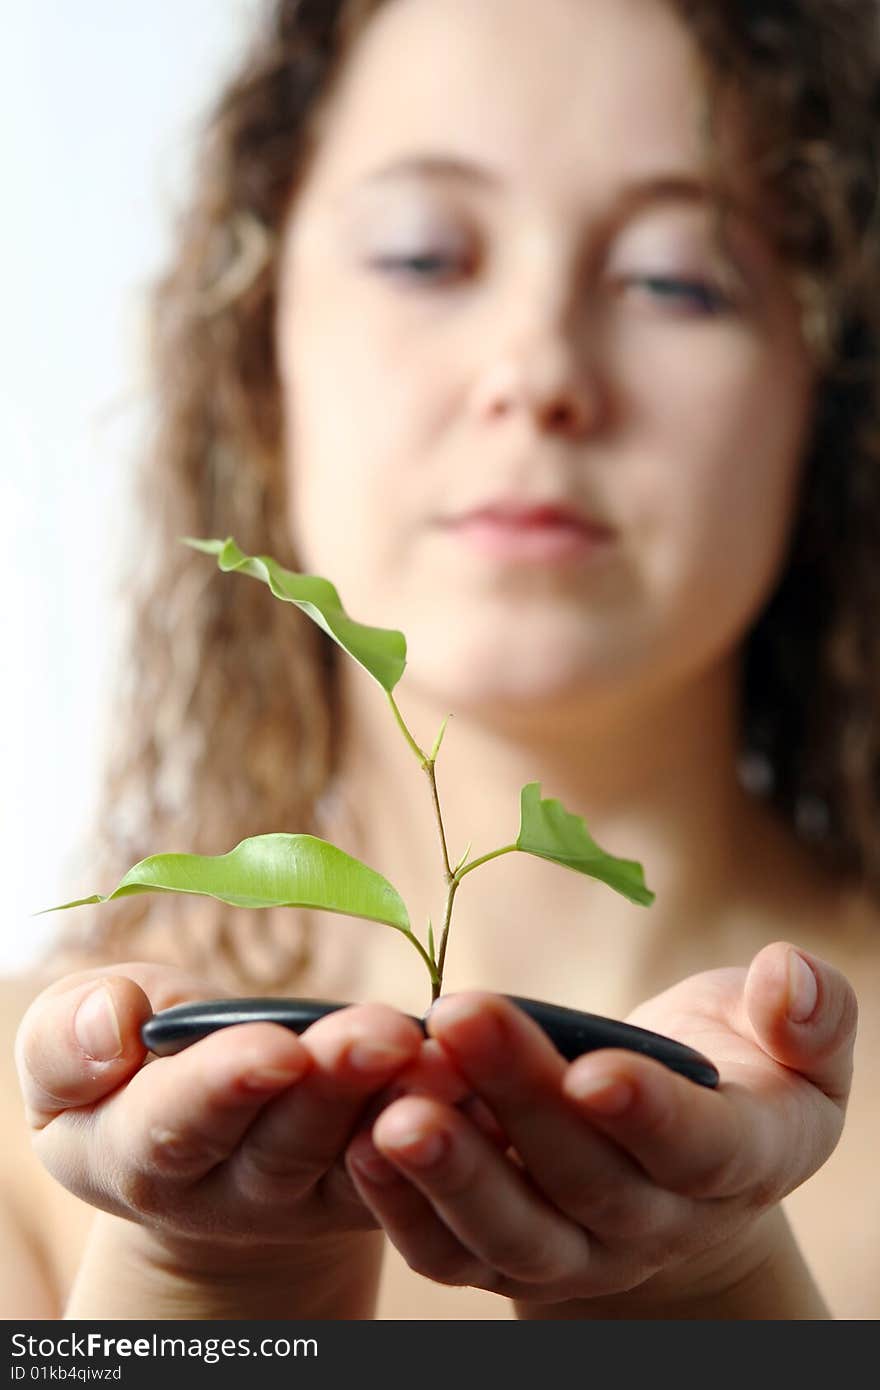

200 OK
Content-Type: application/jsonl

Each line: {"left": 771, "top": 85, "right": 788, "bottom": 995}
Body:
{"left": 141, "top": 994, "right": 718, "bottom": 1087}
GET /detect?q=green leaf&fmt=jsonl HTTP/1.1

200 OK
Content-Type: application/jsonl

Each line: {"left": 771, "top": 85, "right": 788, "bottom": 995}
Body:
{"left": 515, "top": 783, "right": 655, "bottom": 907}
{"left": 182, "top": 536, "right": 407, "bottom": 693}
{"left": 427, "top": 918, "right": 435, "bottom": 964}
{"left": 452, "top": 841, "right": 473, "bottom": 876}
{"left": 34, "top": 833, "right": 411, "bottom": 930}
{"left": 429, "top": 714, "right": 452, "bottom": 761}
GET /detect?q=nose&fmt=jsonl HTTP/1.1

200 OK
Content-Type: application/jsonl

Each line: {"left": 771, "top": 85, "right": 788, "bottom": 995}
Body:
{"left": 470, "top": 331, "right": 607, "bottom": 439}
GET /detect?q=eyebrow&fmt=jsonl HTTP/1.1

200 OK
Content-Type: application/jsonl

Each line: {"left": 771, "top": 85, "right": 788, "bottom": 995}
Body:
{"left": 356, "top": 154, "right": 503, "bottom": 190}
{"left": 352, "top": 153, "right": 753, "bottom": 229}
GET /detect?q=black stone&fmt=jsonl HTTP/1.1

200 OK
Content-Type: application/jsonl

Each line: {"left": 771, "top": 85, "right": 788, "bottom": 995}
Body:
{"left": 141, "top": 994, "right": 718, "bottom": 1087}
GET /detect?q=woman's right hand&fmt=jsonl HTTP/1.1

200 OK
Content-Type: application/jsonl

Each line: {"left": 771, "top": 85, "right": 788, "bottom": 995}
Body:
{"left": 14, "top": 962, "right": 434, "bottom": 1263}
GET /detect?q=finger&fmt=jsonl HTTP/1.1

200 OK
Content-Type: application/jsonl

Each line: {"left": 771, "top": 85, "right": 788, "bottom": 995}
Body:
{"left": 109, "top": 1021, "right": 315, "bottom": 1186}
{"left": 345, "top": 1128, "right": 493, "bottom": 1287}
{"left": 363, "top": 1037, "right": 510, "bottom": 1148}
{"left": 366, "top": 1094, "right": 594, "bottom": 1291}
{"left": 14, "top": 963, "right": 220, "bottom": 1128}
{"left": 344, "top": 1039, "right": 510, "bottom": 1238}
{"left": 31, "top": 1018, "right": 314, "bottom": 1223}
{"left": 738, "top": 941, "right": 858, "bottom": 1105}
{"left": 16, "top": 975, "right": 151, "bottom": 1127}
{"left": 385, "top": 1037, "right": 477, "bottom": 1106}
{"left": 424, "top": 992, "right": 673, "bottom": 1234}
{"left": 225, "top": 1004, "right": 424, "bottom": 1200}
{"left": 561, "top": 1047, "right": 758, "bottom": 1200}
{"left": 562, "top": 945, "right": 856, "bottom": 1203}
{"left": 458, "top": 1093, "right": 509, "bottom": 1149}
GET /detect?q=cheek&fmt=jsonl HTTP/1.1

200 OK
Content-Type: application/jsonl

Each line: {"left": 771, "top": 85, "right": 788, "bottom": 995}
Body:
{"left": 632, "top": 334, "right": 812, "bottom": 640}
{"left": 278, "top": 307, "right": 414, "bottom": 589}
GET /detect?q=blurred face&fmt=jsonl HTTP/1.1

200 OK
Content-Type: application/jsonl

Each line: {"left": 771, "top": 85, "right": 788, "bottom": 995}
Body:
{"left": 276, "top": 0, "right": 816, "bottom": 716}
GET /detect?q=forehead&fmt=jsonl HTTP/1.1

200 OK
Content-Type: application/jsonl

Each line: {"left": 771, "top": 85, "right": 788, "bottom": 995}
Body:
{"left": 304, "top": 0, "right": 722, "bottom": 209}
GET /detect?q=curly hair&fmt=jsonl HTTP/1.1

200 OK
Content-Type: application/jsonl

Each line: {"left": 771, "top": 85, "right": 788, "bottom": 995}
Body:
{"left": 48, "top": 0, "right": 880, "bottom": 992}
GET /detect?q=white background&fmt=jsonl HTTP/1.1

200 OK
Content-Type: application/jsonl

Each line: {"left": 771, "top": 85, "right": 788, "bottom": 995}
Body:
{"left": 0, "top": 1, "right": 264, "bottom": 971}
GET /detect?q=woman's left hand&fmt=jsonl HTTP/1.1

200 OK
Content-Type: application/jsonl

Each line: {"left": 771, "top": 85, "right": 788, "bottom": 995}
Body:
{"left": 344, "top": 940, "right": 856, "bottom": 1305}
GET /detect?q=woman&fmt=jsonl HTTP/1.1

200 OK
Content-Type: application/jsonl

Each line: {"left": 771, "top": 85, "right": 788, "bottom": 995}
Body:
{"left": 4, "top": 0, "right": 879, "bottom": 1318}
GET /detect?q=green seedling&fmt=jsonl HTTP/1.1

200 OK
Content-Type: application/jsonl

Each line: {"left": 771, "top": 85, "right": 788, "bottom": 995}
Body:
{"left": 37, "top": 536, "right": 655, "bottom": 1004}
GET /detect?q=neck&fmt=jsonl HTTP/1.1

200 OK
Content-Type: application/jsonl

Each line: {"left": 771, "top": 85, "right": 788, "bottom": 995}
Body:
{"left": 321, "top": 657, "right": 832, "bottom": 1015}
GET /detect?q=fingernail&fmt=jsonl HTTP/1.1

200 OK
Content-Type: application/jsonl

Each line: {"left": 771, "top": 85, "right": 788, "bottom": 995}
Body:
{"left": 241, "top": 1062, "right": 307, "bottom": 1093}
{"left": 350, "top": 1139, "right": 401, "bottom": 1187}
{"left": 428, "top": 996, "right": 504, "bottom": 1058}
{"left": 568, "top": 1074, "right": 634, "bottom": 1115}
{"left": 384, "top": 1127, "right": 448, "bottom": 1168}
{"left": 787, "top": 950, "right": 819, "bottom": 1023}
{"left": 74, "top": 985, "right": 122, "bottom": 1060}
{"left": 347, "top": 1040, "right": 411, "bottom": 1074}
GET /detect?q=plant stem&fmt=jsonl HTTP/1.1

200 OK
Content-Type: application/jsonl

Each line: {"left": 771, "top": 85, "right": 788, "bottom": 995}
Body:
{"left": 432, "top": 845, "right": 518, "bottom": 997}
{"left": 385, "top": 688, "right": 451, "bottom": 996}
{"left": 385, "top": 691, "right": 427, "bottom": 765}
{"left": 422, "top": 752, "right": 458, "bottom": 998}
{"left": 384, "top": 690, "right": 509, "bottom": 1002}
{"left": 423, "top": 759, "right": 453, "bottom": 881}
{"left": 433, "top": 875, "right": 460, "bottom": 1002}
{"left": 455, "top": 844, "right": 518, "bottom": 879}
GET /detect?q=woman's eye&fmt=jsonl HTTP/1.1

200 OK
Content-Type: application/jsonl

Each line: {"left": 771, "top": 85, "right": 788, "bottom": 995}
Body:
{"left": 370, "top": 251, "right": 466, "bottom": 282}
{"left": 626, "top": 275, "right": 731, "bottom": 315}
{"left": 366, "top": 254, "right": 731, "bottom": 311}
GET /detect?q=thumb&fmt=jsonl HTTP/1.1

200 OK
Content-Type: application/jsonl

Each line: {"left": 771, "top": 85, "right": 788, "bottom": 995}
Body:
{"left": 738, "top": 940, "right": 858, "bottom": 1105}
{"left": 15, "top": 974, "right": 152, "bottom": 1128}
{"left": 14, "top": 963, "right": 219, "bottom": 1128}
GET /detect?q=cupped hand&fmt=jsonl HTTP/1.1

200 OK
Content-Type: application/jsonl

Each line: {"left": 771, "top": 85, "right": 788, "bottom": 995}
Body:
{"left": 14, "top": 962, "right": 458, "bottom": 1255}
{"left": 343, "top": 941, "right": 857, "bottom": 1304}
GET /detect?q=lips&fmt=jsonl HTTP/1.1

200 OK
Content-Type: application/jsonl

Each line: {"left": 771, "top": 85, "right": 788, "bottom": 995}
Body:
{"left": 458, "top": 503, "right": 612, "bottom": 535}
{"left": 440, "top": 502, "right": 616, "bottom": 566}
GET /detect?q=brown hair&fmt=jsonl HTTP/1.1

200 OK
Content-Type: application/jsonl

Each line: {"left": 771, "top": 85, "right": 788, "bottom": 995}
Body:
{"left": 49, "top": 0, "right": 880, "bottom": 990}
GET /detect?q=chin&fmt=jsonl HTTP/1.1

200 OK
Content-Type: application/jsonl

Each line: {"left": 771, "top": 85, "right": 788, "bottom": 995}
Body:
{"left": 404, "top": 618, "right": 626, "bottom": 719}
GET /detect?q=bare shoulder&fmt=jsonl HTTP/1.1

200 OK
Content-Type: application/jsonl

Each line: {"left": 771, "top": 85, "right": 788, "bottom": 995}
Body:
{"left": 782, "top": 885, "right": 880, "bottom": 1320}
{"left": 0, "top": 971, "right": 97, "bottom": 1316}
